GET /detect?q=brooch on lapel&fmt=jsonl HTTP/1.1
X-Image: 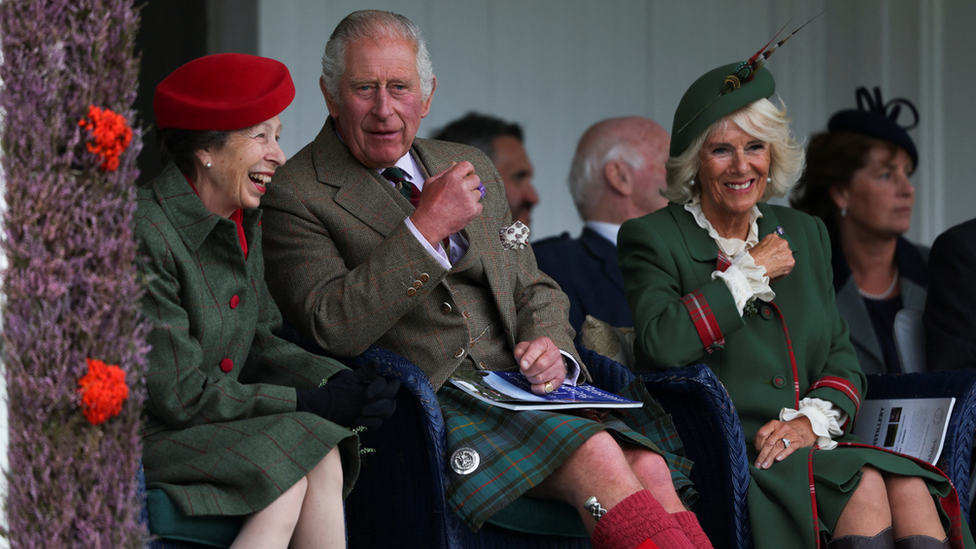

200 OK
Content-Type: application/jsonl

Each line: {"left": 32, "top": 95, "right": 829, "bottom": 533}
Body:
{"left": 499, "top": 221, "right": 530, "bottom": 250}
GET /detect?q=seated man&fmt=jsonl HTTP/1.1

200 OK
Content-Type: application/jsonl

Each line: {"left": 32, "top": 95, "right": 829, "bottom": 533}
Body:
{"left": 534, "top": 117, "right": 670, "bottom": 335}
{"left": 924, "top": 217, "right": 976, "bottom": 371}
{"left": 261, "top": 10, "right": 711, "bottom": 549}
{"left": 432, "top": 111, "right": 539, "bottom": 226}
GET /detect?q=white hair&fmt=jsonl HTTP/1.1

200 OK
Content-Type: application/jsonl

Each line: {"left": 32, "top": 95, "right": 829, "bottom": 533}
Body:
{"left": 663, "top": 97, "right": 805, "bottom": 204}
{"left": 321, "top": 10, "right": 435, "bottom": 104}
{"left": 569, "top": 139, "right": 646, "bottom": 217}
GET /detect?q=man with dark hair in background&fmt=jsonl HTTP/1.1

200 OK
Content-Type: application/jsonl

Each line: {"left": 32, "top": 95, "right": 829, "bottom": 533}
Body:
{"left": 433, "top": 111, "right": 539, "bottom": 226}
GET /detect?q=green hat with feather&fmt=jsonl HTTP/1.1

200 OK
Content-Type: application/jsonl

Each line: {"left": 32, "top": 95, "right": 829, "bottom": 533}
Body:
{"left": 669, "top": 63, "right": 775, "bottom": 157}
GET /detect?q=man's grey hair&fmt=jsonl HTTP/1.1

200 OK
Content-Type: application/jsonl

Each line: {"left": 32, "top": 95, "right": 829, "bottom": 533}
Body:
{"left": 569, "top": 140, "right": 645, "bottom": 217}
{"left": 321, "top": 10, "right": 435, "bottom": 103}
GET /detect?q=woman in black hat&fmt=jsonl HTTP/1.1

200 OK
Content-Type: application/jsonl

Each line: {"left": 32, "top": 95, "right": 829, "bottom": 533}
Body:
{"left": 619, "top": 59, "right": 970, "bottom": 549}
{"left": 792, "top": 88, "right": 925, "bottom": 375}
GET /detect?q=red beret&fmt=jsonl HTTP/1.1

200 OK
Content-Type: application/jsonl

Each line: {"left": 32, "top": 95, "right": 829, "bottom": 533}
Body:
{"left": 154, "top": 53, "right": 295, "bottom": 131}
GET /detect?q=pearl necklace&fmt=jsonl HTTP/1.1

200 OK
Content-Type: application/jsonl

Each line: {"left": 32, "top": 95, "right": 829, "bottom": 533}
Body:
{"left": 857, "top": 268, "right": 900, "bottom": 300}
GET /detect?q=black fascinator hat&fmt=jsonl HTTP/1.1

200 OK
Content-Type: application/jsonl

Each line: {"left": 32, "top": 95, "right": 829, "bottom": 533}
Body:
{"left": 828, "top": 87, "right": 919, "bottom": 169}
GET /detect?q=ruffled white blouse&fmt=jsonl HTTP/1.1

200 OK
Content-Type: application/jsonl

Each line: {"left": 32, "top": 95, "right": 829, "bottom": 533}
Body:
{"left": 685, "top": 198, "right": 846, "bottom": 450}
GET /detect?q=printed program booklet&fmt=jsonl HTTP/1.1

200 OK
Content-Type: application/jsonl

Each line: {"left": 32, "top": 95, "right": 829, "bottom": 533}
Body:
{"left": 853, "top": 397, "right": 955, "bottom": 465}
{"left": 449, "top": 370, "right": 642, "bottom": 411}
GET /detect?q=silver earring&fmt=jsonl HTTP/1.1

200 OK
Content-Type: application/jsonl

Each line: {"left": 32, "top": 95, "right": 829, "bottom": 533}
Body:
{"left": 206, "top": 161, "right": 212, "bottom": 169}
{"left": 840, "top": 208, "right": 847, "bottom": 217}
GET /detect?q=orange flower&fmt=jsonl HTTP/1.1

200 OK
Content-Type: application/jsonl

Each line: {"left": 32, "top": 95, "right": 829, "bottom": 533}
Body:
{"left": 78, "top": 358, "right": 129, "bottom": 425}
{"left": 78, "top": 105, "right": 132, "bottom": 172}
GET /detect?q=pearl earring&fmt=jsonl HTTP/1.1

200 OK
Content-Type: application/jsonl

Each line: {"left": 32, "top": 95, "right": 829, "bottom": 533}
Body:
{"left": 206, "top": 161, "right": 212, "bottom": 169}
{"left": 840, "top": 208, "right": 847, "bottom": 217}
{"left": 767, "top": 176, "right": 772, "bottom": 184}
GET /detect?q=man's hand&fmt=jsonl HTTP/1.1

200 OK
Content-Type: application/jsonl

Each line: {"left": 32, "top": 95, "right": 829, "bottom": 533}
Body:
{"left": 410, "top": 161, "right": 484, "bottom": 247}
{"left": 513, "top": 337, "right": 566, "bottom": 395}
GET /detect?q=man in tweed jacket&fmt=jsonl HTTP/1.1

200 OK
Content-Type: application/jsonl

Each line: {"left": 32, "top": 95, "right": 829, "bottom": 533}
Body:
{"left": 262, "top": 10, "right": 711, "bottom": 548}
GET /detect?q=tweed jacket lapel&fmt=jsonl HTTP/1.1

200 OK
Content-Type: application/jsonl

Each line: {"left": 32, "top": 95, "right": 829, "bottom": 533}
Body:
{"left": 311, "top": 118, "right": 411, "bottom": 237}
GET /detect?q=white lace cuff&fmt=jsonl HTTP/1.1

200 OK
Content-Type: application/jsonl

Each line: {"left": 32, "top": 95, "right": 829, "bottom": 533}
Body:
{"left": 712, "top": 253, "right": 775, "bottom": 316}
{"left": 779, "top": 397, "right": 847, "bottom": 451}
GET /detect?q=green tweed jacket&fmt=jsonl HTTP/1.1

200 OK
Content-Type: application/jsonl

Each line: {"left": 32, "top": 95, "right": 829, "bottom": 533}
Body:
{"left": 261, "top": 118, "right": 583, "bottom": 390}
{"left": 619, "top": 202, "right": 970, "bottom": 549}
{"left": 136, "top": 163, "right": 359, "bottom": 517}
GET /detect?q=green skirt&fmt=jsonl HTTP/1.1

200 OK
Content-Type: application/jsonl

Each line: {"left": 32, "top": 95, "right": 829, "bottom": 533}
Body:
{"left": 749, "top": 442, "right": 975, "bottom": 549}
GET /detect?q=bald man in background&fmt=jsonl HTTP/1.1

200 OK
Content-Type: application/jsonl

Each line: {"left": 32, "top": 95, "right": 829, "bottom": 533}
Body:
{"left": 534, "top": 117, "right": 670, "bottom": 335}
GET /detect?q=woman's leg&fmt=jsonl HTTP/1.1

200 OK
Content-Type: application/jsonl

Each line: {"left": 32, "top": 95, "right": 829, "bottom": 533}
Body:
{"left": 832, "top": 467, "right": 893, "bottom": 538}
{"left": 230, "top": 475, "right": 307, "bottom": 549}
{"left": 884, "top": 473, "right": 948, "bottom": 547}
{"left": 828, "top": 466, "right": 894, "bottom": 548}
{"left": 291, "top": 446, "right": 346, "bottom": 549}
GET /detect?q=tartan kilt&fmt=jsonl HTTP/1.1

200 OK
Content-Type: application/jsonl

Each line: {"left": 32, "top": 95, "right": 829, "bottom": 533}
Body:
{"left": 440, "top": 378, "right": 695, "bottom": 531}
{"left": 143, "top": 412, "right": 360, "bottom": 517}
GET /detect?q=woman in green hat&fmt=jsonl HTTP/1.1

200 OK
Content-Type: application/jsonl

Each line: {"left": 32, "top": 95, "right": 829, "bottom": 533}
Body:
{"left": 618, "top": 61, "right": 972, "bottom": 549}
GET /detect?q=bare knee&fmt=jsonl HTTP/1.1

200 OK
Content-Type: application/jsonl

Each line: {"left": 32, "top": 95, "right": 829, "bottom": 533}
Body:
{"left": 627, "top": 449, "right": 683, "bottom": 511}
{"left": 628, "top": 449, "right": 670, "bottom": 485}
{"left": 883, "top": 473, "right": 929, "bottom": 500}
{"left": 306, "top": 447, "right": 343, "bottom": 492}
{"left": 528, "top": 431, "right": 639, "bottom": 506}
{"left": 281, "top": 475, "right": 309, "bottom": 508}
{"left": 232, "top": 476, "right": 308, "bottom": 548}
{"left": 833, "top": 467, "right": 892, "bottom": 537}
{"left": 851, "top": 467, "right": 889, "bottom": 512}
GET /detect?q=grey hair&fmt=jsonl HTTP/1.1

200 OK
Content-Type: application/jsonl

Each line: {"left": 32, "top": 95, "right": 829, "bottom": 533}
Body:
{"left": 321, "top": 10, "right": 435, "bottom": 104}
{"left": 569, "top": 141, "right": 646, "bottom": 217}
{"left": 663, "top": 97, "right": 805, "bottom": 204}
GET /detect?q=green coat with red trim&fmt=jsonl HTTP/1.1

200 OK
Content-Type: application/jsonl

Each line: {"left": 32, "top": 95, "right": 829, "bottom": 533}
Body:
{"left": 619, "top": 202, "right": 973, "bottom": 549}
{"left": 136, "top": 163, "right": 360, "bottom": 518}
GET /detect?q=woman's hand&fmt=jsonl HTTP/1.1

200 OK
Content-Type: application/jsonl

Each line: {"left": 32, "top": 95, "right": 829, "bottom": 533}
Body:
{"left": 753, "top": 416, "right": 817, "bottom": 469}
{"left": 749, "top": 234, "right": 795, "bottom": 281}
{"left": 295, "top": 361, "right": 399, "bottom": 430}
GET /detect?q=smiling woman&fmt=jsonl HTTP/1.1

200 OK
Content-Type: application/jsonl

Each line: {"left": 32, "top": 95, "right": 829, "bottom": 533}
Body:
{"left": 191, "top": 117, "right": 286, "bottom": 217}
{"left": 619, "top": 62, "right": 973, "bottom": 549}
{"left": 136, "top": 52, "right": 401, "bottom": 549}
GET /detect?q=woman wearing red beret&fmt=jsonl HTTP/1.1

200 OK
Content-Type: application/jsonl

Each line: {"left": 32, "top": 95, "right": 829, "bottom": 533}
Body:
{"left": 137, "top": 53, "right": 398, "bottom": 548}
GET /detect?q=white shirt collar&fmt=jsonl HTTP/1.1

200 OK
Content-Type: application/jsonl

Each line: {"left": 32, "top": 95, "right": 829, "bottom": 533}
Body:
{"left": 376, "top": 151, "right": 424, "bottom": 190}
{"left": 585, "top": 221, "right": 621, "bottom": 247}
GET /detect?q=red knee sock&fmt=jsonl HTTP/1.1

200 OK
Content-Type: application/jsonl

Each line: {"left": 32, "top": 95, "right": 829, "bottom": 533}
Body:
{"left": 591, "top": 490, "right": 694, "bottom": 549}
{"left": 672, "top": 511, "right": 714, "bottom": 549}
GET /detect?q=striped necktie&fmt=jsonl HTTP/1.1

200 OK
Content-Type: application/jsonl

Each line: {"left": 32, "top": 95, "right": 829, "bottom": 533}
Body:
{"left": 381, "top": 167, "right": 420, "bottom": 207}
{"left": 381, "top": 166, "right": 450, "bottom": 251}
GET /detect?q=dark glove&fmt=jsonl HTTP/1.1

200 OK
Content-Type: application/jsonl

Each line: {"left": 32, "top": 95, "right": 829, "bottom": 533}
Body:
{"left": 296, "top": 360, "right": 399, "bottom": 430}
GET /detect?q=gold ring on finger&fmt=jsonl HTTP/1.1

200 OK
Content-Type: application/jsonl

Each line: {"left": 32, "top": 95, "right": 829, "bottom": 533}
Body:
{"left": 544, "top": 381, "right": 554, "bottom": 394}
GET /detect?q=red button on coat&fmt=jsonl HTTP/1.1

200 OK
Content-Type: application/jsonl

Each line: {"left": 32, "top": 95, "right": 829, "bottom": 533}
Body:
{"left": 229, "top": 295, "right": 240, "bottom": 309}
{"left": 220, "top": 358, "right": 234, "bottom": 372}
